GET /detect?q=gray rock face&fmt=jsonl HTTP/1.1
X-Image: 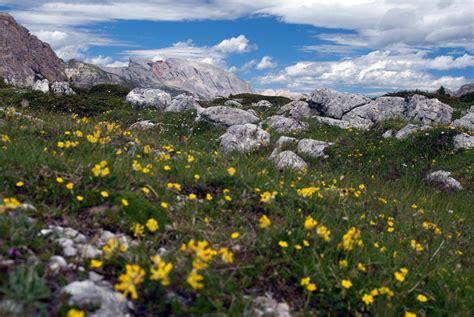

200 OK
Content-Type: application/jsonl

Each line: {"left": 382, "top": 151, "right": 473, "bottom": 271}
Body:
{"left": 197, "top": 106, "right": 259, "bottom": 128}
{"left": 32, "top": 79, "right": 49, "bottom": 93}
{"left": 297, "top": 139, "right": 334, "bottom": 159}
{"left": 270, "top": 150, "right": 308, "bottom": 170}
{"left": 395, "top": 124, "right": 431, "bottom": 139}
{"left": 453, "top": 106, "right": 474, "bottom": 130}
{"left": 128, "top": 120, "right": 160, "bottom": 131}
{"left": 253, "top": 100, "right": 273, "bottom": 108}
{"left": 453, "top": 133, "right": 474, "bottom": 150}
{"left": 126, "top": 88, "right": 171, "bottom": 110}
{"left": 62, "top": 280, "right": 129, "bottom": 317}
{"left": 263, "top": 115, "right": 309, "bottom": 133}
{"left": 307, "top": 88, "right": 371, "bottom": 119}
{"left": 341, "top": 97, "right": 406, "bottom": 128}
{"left": 50, "top": 81, "right": 75, "bottom": 95}
{"left": 219, "top": 123, "right": 270, "bottom": 153}
{"left": 427, "top": 170, "right": 463, "bottom": 191}
{"left": 315, "top": 116, "right": 366, "bottom": 129}
{"left": 278, "top": 100, "right": 319, "bottom": 120}
{"left": 0, "top": 13, "right": 66, "bottom": 87}
{"left": 406, "top": 94, "right": 452, "bottom": 124}
{"left": 165, "top": 93, "right": 200, "bottom": 112}
{"left": 455, "top": 83, "right": 474, "bottom": 97}
{"left": 65, "top": 60, "right": 127, "bottom": 88}
{"left": 224, "top": 100, "right": 244, "bottom": 108}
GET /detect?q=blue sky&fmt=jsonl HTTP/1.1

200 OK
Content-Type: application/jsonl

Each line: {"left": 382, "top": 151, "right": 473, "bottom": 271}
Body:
{"left": 1, "top": 0, "right": 473, "bottom": 95}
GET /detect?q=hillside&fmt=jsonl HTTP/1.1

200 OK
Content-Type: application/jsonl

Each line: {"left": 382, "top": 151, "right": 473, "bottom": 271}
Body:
{"left": 0, "top": 84, "right": 472, "bottom": 316}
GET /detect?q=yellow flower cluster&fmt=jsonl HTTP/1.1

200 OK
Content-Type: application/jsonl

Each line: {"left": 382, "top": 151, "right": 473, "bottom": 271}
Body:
{"left": 115, "top": 264, "right": 145, "bottom": 300}
{"left": 300, "top": 276, "right": 317, "bottom": 292}
{"left": 91, "top": 160, "right": 110, "bottom": 177}
{"left": 338, "top": 227, "right": 363, "bottom": 251}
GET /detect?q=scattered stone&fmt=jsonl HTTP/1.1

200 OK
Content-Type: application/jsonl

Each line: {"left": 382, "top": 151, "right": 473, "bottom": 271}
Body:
{"left": 62, "top": 280, "right": 129, "bottom": 317}
{"left": 253, "top": 100, "right": 273, "bottom": 108}
{"left": 197, "top": 106, "right": 259, "bottom": 128}
{"left": 80, "top": 244, "right": 102, "bottom": 259}
{"left": 453, "top": 133, "right": 474, "bottom": 150}
{"left": 224, "top": 99, "right": 244, "bottom": 108}
{"left": 382, "top": 130, "right": 394, "bottom": 139}
{"left": 127, "top": 120, "right": 160, "bottom": 131}
{"left": 427, "top": 170, "right": 463, "bottom": 191}
{"left": 219, "top": 123, "right": 271, "bottom": 153}
{"left": 275, "top": 136, "right": 298, "bottom": 149}
{"left": 395, "top": 124, "right": 431, "bottom": 139}
{"left": 253, "top": 295, "right": 290, "bottom": 317}
{"left": 297, "top": 138, "right": 334, "bottom": 159}
{"left": 453, "top": 106, "right": 474, "bottom": 130}
{"left": 126, "top": 88, "right": 172, "bottom": 110}
{"left": 307, "top": 88, "right": 371, "bottom": 119}
{"left": 406, "top": 94, "right": 452, "bottom": 124}
{"left": 165, "top": 93, "right": 201, "bottom": 112}
{"left": 262, "top": 115, "right": 308, "bottom": 133}
{"left": 47, "top": 255, "right": 68, "bottom": 274}
{"left": 50, "top": 81, "right": 75, "bottom": 95}
{"left": 32, "top": 79, "right": 49, "bottom": 93}
{"left": 270, "top": 150, "right": 308, "bottom": 170}
{"left": 57, "top": 238, "right": 77, "bottom": 257}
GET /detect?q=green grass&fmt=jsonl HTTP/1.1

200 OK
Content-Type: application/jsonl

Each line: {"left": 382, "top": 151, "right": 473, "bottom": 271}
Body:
{"left": 0, "top": 88, "right": 473, "bottom": 316}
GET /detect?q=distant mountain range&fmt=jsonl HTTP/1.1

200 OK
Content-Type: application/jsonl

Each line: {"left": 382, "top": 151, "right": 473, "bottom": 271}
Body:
{"left": 0, "top": 13, "right": 254, "bottom": 99}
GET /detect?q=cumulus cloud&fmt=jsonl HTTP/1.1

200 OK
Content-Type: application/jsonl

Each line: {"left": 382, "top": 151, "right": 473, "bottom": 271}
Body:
{"left": 256, "top": 56, "right": 277, "bottom": 70}
{"left": 257, "top": 49, "right": 472, "bottom": 92}
{"left": 214, "top": 35, "right": 256, "bottom": 53}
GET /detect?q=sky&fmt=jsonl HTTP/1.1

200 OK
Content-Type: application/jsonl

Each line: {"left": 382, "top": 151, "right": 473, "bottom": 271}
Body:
{"left": 1, "top": 0, "right": 473, "bottom": 95}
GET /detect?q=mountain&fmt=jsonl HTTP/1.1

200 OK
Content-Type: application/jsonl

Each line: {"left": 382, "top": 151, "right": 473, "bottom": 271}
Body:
{"left": 0, "top": 12, "right": 254, "bottom": 99}
{"left": 455, "top": 83, "right": 474, "bottom": 97}
{"left": 0, "top": 13, "right": 66, "bottom": 86}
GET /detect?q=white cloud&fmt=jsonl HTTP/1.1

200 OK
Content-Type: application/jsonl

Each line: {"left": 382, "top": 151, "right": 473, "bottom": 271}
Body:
{"left": 257, "top": 49, "right": 471, "bottom": 92}
{"left": 256, "top": 56, "right": 277, "bottom": 70}
{"left": 84, "top": 55, "right": 114, "bottom": 66}
{"left": 214, "top": 35, "right": 256, "bottom": 53}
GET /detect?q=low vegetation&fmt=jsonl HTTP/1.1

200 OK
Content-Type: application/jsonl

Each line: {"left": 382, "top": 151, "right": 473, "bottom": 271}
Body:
{"left": 0, "top": 86, "right": 472, "bottom": 316}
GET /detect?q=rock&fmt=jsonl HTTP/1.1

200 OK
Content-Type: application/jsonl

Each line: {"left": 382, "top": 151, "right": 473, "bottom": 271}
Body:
{"left": 278, "top": 100, "right": 319, "bottom": 120}
{"left": 406, "top": 94, "right": 452, "bottom": 124}
{"left": 32, "top": 79, "right": 49, "bottom": 93}
{"left": 246, "top": 109, "right": 258, "bottom": 117}
{"left": 314, "top": 116, "right": 366, "bottom": 130}
{"left": 341, "top": 97, "right": 406, "bottom": 127}
{"left": 224, "top": 99, "right": 244, "bottom": 108}
{"left": 197, "top": 106, "right": 259, "bottom": 128}
{"left": 427, "top": 170, "right": 463, "bottom": 191}
{"left": 62, "top": 280, "right": 129, "bottom": 317}
{"left": 253, "top": 295, "right": 290, "bottom": 317}
{"left": 270, "top": 150, "right": 308, "bottom": 170}
{"left": 253, "top": 100, "right": 273, "bottom": 108}
{"left": 262, "top": 115, "right": 309, "bottom": 133}
{"left": 50, "top": 81, "right": 75, "bottom": 95}
{"left": 20, "top": 99, "right": 29, "bottom": 108}
{"left": 126, "top": 88, "right": 172, "bottom": 110}
{"left": 128, "top": 120, "right": 159, "bottom": 131}
{"left": 80, "top": 245, "right": 102, "bottom": 259}
{"left": 453, "top": 133, "right": 474, "bottom": 150}
{"left": 307, "top": 88, "right": 371, "bottom": 119}
{"left": 382, "top": 130, "right": 394, "bottom": 139}
{"left": 0, "top": 13, "right": 66, "bottom": 87}
{"left": 453, "top": 106, "right": 474, "bottom": 130}
{"left": 297, "top": 139, "right": 334, "bottom": 159}
{"left": 48, "top": 255, "right": 68, "bottom": 274}
{"left": 219, "top": 123, "right": 271, "bottom": 153}
{"left": 395, "top": 124, "right": 431, "bottom": 139}
{"left": 57, "top": 238, "right": 77, "bottom": 257}
{"left": 275, "top": 136, "right": 298, "bottom": 149}
{"left": 165, "top": 93, "right": 200, "bottom": 112}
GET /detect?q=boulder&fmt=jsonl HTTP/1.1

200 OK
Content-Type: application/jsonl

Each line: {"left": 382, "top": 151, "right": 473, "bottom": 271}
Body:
{"left": 197, "top": 106, "right": 259, "bottom": 128}
{"left": 453, "top": 133, "right": 474, "bottom": 150}
{"left": 32, "top": 79, "right": 49, "bottom": 93}
{"left": 253, "top": 295, "right": 290, "bottom": 317}
{"left": 270, "top": 150, "right": 308, "bottom": 170}
{"left": 62, "top": 280, "right": 129, "bottom": 317}
{"left": 224, "top": 99, "right": 244, "bottom": 108}
{"left": 50, "top": 81, "right": 75, "bottom": 95}
{"left": 253, "top": 100, "right": 273, "bottom": 108}
{"left": 307, "top": 88, "right": 371, "bottom": 119}
{"left": 314, "top": 116, "right": 366, "bottom": 130}
{"left": 395, "top": 124, "right": 431, "bottom": 139}
{"left": 126, "top": 88, "right": 171, "bottom": 110}
{"left": 426, "top": 170, "right": 463, "bottom": 191}
{"left": 341, "top": 97, "right": 406, "bottom": 127}
{"left": 405, "top": 94, "right": 452, "bottom": 124}
{"left": 453, "top": 106, "right": 474, "bottom": 131}
{"left": 262, "top": 115, "right": 309, "bottom": 133}
{"left": 128, "top": 120, "right": 160, "bottom": 131}
{"left": 297, "top": 139, "right": 334, "bottom": 159}
{"left": 382, "top": 130, "right": 394, "bottom": 139}
{"left": 219, "top": 124, "right": 271, "bottom": 153}
{"left": 278, "top": 100, "right": 319, "bottom": 120}
{"left": 165, "top": 93, "right": 200, "bottom": 112}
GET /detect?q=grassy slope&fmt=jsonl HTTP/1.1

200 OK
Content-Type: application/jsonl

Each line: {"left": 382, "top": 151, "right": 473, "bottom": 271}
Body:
{"left": 0, "top": 87, "right": 473, "bottom": 316}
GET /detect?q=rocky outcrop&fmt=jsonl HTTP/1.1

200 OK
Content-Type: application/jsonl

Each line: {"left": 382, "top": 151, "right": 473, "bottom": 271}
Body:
{"left": 307, "top": 88, "right": 371, "bottom": 119}
{"left": 219, "top": 124, "right": 270, "bottom": 153}
{"left": 224, "top": 100, "right": 244, "bottom": 108}
{"left": 197, "top": 106, "right": 259, "bottom": 128}
{"left": 253, "top": 100, "right": 273, "bottom": 108}
{"left": 453, "top": 106, "right": 474, "bottom": 130}
{"left": 341, "top": 97, "right": 406, "bottom": 128}
{"left": 126, "top": 88, "right": 172, "bottom": 110}
{"left": 297, "top": 139, "right": 333, "bottom": 159}
{"left": 65, "top": 60, "right": 127, "bottom": 89}
{"left": 262, "top": 115, "right": 309, "bottom": 133}
{"left": 0, "top": 13, "right": 66, "bottom": 87}
{"left": 32, "top": 79, "right": 50, "bottom": 93}
{"left": 50, "top": 81, "right": 75, "bottom": 95}
{"left": 278, "top": 100, "right": 319, "bottom": 120}
{"left": 426, "top": 170, "right": 463, "bottom": 191}
{"left": 405, "top": 94, "right": 452, "bottom": 124}
{"left": 270, "top": 150, "right": 308, "bottom": 170}
{"left": 453, "top": 133, "right": 474, "bottom": 150}
{"left": 315, "top": 116, "right": 367, "bottom": 130}
{"left": 165, "top": 93, "right": 201, "bottom": 112}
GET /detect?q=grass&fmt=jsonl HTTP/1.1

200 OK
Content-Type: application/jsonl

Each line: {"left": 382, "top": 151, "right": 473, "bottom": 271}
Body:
{"left": 0, "top": 87, "right": 473, "bottom": 316}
